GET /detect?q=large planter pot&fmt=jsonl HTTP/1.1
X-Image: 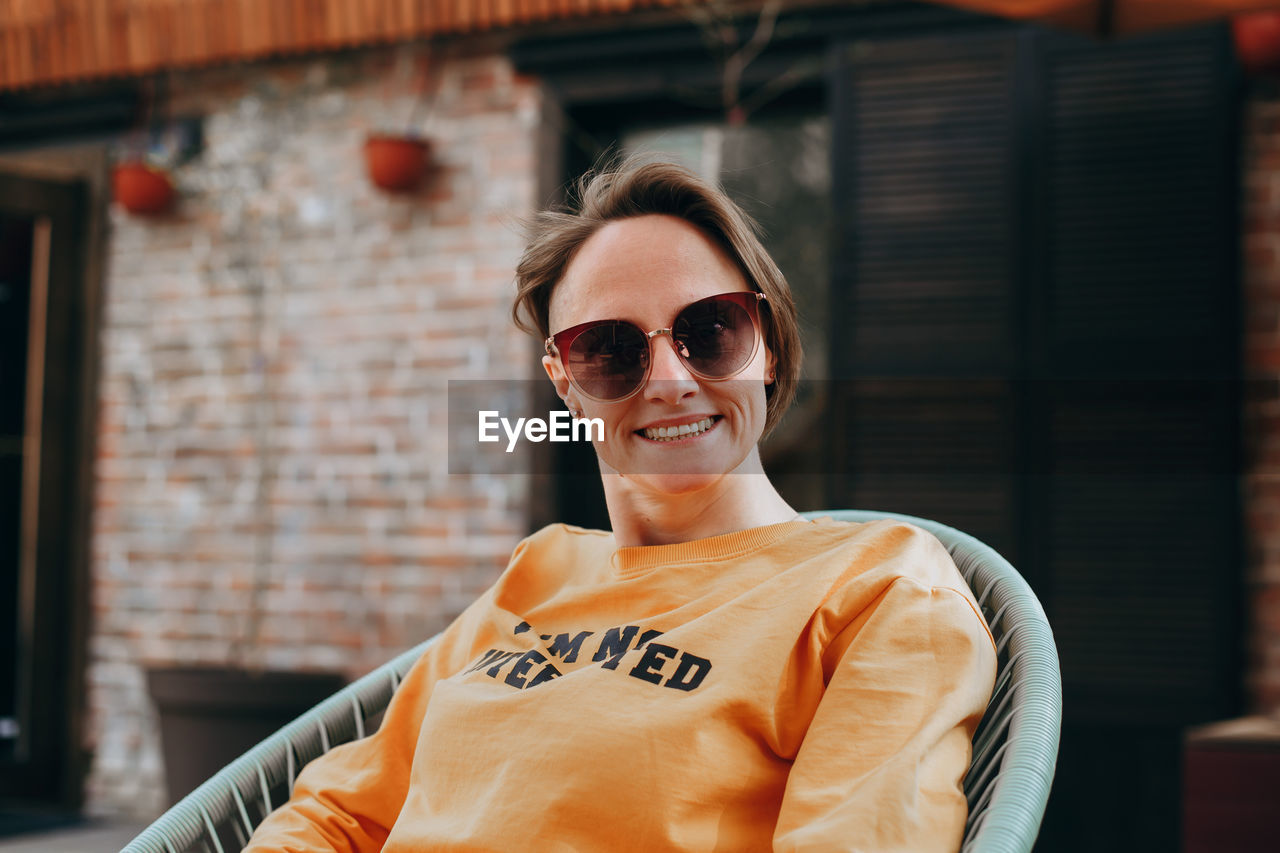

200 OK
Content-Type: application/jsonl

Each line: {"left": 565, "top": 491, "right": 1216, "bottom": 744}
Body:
{"left": 1234, "top": 12, "right": 1280, "bottom": 76}
{"left": 364, "top": 135, "right": 430, "bottom": 192}
{"left": 111, "top": 162, "right": 175, "bottom": 215}
{"left": 146, "top": 667, "right": 346, "bottom": 805}
{"left": 1183, "top": 716, "right": 1280, "bottom": 853}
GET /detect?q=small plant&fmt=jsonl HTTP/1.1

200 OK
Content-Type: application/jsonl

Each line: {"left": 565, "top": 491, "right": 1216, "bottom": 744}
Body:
{"left": 364, "top": 45, "right": 443, "bottom": 192}
{"left": 112, "top": 108, "right": 202, "bottom": 216}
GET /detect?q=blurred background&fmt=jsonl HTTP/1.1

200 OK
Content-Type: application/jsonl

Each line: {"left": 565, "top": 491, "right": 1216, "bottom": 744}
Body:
{"left": 1, "top": 1, "right": 1279, "bottom": 851}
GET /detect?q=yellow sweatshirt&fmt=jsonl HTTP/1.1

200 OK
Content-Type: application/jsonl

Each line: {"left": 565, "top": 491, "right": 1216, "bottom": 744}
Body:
{"left": 244, "top": 516, "right": 997, "bottom": 852}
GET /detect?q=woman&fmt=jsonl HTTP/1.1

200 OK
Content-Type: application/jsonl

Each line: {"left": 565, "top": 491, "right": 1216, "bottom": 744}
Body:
{"left": 245, "top": 159, "right": 996, "bottom": 852}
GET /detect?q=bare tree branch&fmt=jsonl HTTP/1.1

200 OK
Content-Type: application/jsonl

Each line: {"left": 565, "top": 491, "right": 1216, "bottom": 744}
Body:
{"left": 736, "top": 0, "right": 783, "bottom": 74}
{"left": 677, "top": 0, "right": 791, "bottom": 125}
{"left": 736, "top": 54, "right": 824, "bottom": 120}
{"left": 677, "top": 0, "right": 731, "bottom": 62}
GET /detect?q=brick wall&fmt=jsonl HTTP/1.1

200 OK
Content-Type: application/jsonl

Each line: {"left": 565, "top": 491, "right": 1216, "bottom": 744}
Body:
{"left": 1245, "top": 85, "right": 1280, "bottom": 717}
{"left": 85, "top": 47, "right": 540, "bottom": 817}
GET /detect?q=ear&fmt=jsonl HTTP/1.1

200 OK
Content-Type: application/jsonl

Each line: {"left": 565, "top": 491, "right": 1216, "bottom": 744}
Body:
{"left": 542, "top": 354, "right": 574, "bottom": 402}
{"left": 763, "top": 345, "right": 777, "bottom": 386}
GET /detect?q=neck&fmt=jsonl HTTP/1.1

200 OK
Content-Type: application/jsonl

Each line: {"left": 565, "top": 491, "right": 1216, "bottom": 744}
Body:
{"left": 600, "top": 447, "right": 799, "bottom": 547}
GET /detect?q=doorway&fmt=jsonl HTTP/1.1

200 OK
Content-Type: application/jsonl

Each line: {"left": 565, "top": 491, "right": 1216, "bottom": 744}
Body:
{"left": 0, "top": 170, "right": 93, "bottom": 811}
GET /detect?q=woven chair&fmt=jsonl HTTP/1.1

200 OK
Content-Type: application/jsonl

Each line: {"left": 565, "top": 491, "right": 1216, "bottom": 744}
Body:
{"left": 121, "top": 509, "right": 1061, "bottom": 853}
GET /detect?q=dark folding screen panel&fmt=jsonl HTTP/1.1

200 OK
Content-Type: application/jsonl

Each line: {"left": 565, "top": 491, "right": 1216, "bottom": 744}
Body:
{"left": 1039, "top": 30, "right": 1238, "bottom": 727}
{"left": 829, "top": 32, "right": 1021, "bottom": 556}
{"left": 829, "top": 25, "right": 1238, "bottom": 853}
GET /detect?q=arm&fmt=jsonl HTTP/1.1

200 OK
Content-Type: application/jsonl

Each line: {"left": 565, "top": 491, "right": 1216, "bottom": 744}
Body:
{"left": 240, "top": 636, "right": 455, "bottom": 853}
{"left": 241, "top": 566, "right": 512, "bottom": 853}
{"left": 773, "top": 576, "right": 997, "bottom": 853}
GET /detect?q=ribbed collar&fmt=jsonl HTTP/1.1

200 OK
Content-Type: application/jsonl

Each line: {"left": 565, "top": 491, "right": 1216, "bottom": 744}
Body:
{"left": 609, "top": 518, "right": 816, "bottom": 578}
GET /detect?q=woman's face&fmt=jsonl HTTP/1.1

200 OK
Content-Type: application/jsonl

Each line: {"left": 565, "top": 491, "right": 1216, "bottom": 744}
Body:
{"left": 543, "top": 214, "right": 775, "bottom": 496}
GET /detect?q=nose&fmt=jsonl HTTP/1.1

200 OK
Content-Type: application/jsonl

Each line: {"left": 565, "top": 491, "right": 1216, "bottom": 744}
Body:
{"left": 644, "top": 332, "right": 699, "bottom": 404}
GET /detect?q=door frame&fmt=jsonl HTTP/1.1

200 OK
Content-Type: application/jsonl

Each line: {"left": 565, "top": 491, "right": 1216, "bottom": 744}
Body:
{"left": 0, "top": 169, "right": 96, "bottom": 809}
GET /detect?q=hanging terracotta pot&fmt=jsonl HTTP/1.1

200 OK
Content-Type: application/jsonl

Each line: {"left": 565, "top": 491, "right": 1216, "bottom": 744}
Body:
{"left": 364, "top": 135, "right": 430, "bottom": 192}
{"left": 1234, "top": 11, "right": 1280, "bottom": 76}
{"left": 112, "top": 161, "right": 175, "bottom": 215}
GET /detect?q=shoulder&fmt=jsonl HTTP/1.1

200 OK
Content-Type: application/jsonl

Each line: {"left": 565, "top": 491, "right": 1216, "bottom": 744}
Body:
{"left": 801, "top": 516, "right": 965, "bottom": 591}
{"left": 497, "top": 522, "right": 615, "bottom": 585}
{"left": 799, "top": 517, "right": 990, "bottom": 641}
{"left": 512, "top": 522, "right": 613, "bottom": 557}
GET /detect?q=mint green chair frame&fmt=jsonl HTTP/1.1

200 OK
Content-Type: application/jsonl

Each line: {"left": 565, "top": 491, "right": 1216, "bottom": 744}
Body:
{"left": 122, "top": 510, "right": 1061, "bottom": 853}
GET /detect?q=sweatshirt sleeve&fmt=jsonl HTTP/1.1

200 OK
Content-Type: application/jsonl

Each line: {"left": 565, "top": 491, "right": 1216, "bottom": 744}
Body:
{"left": 772, "top": 575, "right": 997, "bottom": 853}
{"left": 241, "top": 580, "right": 505, "bottom": 853}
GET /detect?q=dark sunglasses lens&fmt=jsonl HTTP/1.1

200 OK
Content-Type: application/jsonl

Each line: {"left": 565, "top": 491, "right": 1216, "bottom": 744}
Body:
{"left": 567, "top": 321, "right": 649, "bottom": 400}
{"left": 673, "top": 297, "right": 756, "bottom": 378}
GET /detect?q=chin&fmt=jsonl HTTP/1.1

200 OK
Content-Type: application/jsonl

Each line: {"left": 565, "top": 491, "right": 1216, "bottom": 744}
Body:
{"left": 630, "top": 470, "right": 726, "bottom": 497}
{"left": 606, "top": 442, "right": 754, "bottom": 497}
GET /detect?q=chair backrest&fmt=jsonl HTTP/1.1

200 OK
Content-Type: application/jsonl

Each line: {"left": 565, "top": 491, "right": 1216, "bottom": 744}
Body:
{"left": 122, "top": 636, "right": 437, "bottom": 853}
{"left": 810, "top": 511, "right": 1062, "bottom": 853}
{"left": 122, "top": 510, "right": 1061, "bottom": 853}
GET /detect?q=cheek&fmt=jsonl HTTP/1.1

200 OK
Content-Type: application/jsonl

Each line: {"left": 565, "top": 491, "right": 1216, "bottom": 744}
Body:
{"left": 735, "top": 382, "right": 771, "bottom": 437}
{"left": 739, "top": 355, "right": 773, "bottom": 402}
{"left": 748, "top": 387, "right": 770, "bottom": 423}
{"left": 582, "top": 404, "right": 632, "bottom": 446}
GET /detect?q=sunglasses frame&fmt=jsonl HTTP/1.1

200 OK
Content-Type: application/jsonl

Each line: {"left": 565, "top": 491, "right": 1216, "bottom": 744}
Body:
{"left": 545, "top": 290, "right": 768, "bottom": 403}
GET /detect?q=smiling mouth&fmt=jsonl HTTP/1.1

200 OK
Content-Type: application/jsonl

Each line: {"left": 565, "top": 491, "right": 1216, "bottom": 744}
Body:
{"left": 637, "top": 416, "right": 721, "bottom": 442}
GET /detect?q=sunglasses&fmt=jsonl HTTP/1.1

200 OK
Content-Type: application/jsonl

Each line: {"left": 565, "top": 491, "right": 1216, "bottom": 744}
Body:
{"left": 545, "top": 290, "right": 768, "bottom": 403}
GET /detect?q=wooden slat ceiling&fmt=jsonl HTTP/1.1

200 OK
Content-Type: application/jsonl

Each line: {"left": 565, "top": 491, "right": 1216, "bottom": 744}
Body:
{"left": 0, "top": 0, "right": 683, "bottom": 91}
{"left": 3, "top": 0, "right": 1270, "bottom": 91}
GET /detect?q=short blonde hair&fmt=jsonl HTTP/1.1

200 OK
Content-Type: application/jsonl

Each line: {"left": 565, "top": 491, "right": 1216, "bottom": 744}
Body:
{"left": 513, "top": 158, "right": 802, "bottom": 438}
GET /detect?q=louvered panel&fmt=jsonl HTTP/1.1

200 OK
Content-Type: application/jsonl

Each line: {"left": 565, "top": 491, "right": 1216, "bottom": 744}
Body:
{"left": 1044, "top": 34, "right": 1232, "bottom": 371}
{"left": 842, "top": 379, "right": 1016, "bottom": 471}
{"left": 854, "top": 254, "right": 1005, "bottom": 277}
{"left": 832, "top": 378, "right": 1019, "bottom": 560}
{"left": 849, "top": 475, "right": 1016, "bottom": 559}
{"left": 1048, "top": 380, "right": 1234, "bottom": 471}
{"left": 1048, "top": 474, "right": 1235, "bottom": 722}
{"left": 836, "top": 37, "right": 1016, "bottom": 377}
{"left": 829, "top": 33, "right": 1019, "bottom": 559}
{"left": 856, "top": 143, "right": 1005, "bottom": 169}
{"left": 1039, "top": 30, "right": 1237, "bottom": 731}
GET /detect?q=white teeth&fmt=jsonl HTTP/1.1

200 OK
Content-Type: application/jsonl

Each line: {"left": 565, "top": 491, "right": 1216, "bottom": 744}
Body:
{"left": 643, "top": 417, "right": 715, "bottom": 442}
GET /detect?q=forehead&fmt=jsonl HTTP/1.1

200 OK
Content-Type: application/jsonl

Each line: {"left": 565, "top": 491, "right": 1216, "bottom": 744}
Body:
{"left": 548, "top": 214, "right": 749, "bottom": 332}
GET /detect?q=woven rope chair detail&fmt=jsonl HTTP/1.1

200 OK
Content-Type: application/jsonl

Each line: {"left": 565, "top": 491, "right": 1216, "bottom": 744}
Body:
{"left": 121, "top": 510, "right": 1062, "bottom": 853}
